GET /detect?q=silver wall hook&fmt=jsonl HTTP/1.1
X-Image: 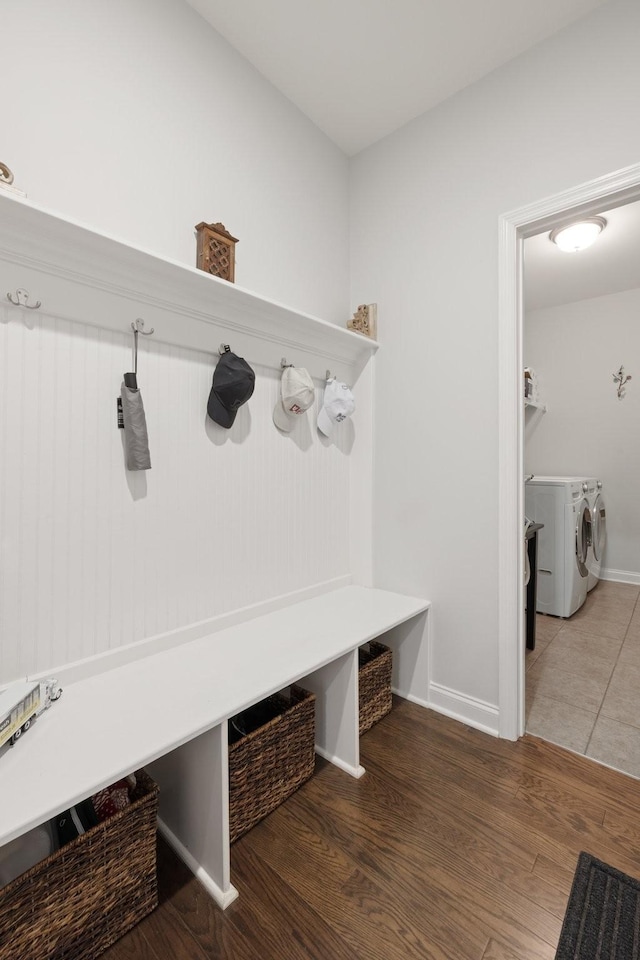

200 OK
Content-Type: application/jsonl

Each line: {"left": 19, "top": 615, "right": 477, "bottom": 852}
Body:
{"left": 131, "top": 318, "right": 154, "bottom": 336}
{"left": 219, "top": 343, "right": 231, "bottom": 355}
{"left": 7, "top": 288, "right": 41, "bottom": 310}
{"left": 129, "top": 318, "right": 154, "bottom": 381}
{"left": 0, "top": 162, "right": 14, "bottom": 185}
{"left": 281, "top": 357, "right": 294, "bottom": 369}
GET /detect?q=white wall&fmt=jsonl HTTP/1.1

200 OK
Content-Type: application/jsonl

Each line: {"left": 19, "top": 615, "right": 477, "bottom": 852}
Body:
{"left": 350, "top": 0, "right": 640, "bottom": 726}
{"left": 525, "top": 287, "right": 640, "bottom": 580}
{"left": 0, "top": 0, "right": 349, "bottom": 325}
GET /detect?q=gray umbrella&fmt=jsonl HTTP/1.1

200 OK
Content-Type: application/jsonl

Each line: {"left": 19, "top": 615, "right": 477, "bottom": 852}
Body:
{"left": 121, "top": 320, "right": 152, "bottom": 471}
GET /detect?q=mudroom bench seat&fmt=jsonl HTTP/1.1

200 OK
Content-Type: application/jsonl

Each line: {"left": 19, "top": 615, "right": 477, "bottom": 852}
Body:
{"left": 0, "top": 584, "right": 430, "bottom": 909}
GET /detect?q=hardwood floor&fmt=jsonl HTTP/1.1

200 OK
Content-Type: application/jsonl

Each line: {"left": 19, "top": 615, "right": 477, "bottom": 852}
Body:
{"left": 104, "top": 699, "right": 640, "bottom": 960}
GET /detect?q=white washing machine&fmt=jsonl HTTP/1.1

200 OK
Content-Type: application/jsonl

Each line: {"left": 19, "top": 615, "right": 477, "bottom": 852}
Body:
{"left": 586, "top": 478, "right": 606, "bottom": 591}
{"left": 525, "top": 477, "right": 591, "bottom": 618}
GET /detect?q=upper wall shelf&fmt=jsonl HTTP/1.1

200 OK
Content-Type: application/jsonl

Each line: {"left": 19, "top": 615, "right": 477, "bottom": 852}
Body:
{"left": 0, "top": 192, "right": 377, "bottom": 380}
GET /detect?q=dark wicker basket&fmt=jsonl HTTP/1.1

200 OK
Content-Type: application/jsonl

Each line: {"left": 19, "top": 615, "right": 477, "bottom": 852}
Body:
{"left": 359, "top": 641, "right": 393, "bottom": 735}
{"left": 228, "top": 684, "right": 315, "bottom": 843}
{"left": 0, "top": 769, "right": 158, "bottom": 960}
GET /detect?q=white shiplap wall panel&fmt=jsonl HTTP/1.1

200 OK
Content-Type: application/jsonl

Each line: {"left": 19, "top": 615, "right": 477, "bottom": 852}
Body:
{"left": 0, "top": 309, "right": 351, "bottom": 682}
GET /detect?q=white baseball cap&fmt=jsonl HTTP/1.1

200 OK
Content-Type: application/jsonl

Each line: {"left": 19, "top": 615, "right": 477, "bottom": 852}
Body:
{"left": 317, "top": 379, "right": 355, "bottom": 437}
{"left": 273, "top": 367, "right": 315, "bottom": 432}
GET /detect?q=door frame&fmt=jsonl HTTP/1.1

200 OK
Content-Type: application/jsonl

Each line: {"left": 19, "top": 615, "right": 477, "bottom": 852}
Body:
{"left": 497, "top": 161, "right": 640, "bottom": 740}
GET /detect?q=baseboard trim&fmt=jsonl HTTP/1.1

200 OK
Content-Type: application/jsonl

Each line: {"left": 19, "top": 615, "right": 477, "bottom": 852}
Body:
{"left": 157, "top": 818, "right": 239, "bottom": 910}
{"left": 391, "top": 687, "right": 430, "bottom": 710}
{"left": 427, "top": 682, "right": 499, "bottom": 737}
{"left": 314, "top": 745, "right": 365, "bottom": 779}
{"left": 601, "top": 568, "right": 640, "bottom": 586}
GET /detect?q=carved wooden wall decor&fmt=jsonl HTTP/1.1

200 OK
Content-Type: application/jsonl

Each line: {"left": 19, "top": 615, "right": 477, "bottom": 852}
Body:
{"left": 347, "top": 303, "right": 377, "bottom": 340}
{"left": 195, "top": 221, "right": 239, "bottom": 283}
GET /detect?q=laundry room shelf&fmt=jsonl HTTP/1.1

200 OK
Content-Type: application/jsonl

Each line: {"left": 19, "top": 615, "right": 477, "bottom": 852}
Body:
{"left": 0, "top": 192, "right": 376, "bottom": 380}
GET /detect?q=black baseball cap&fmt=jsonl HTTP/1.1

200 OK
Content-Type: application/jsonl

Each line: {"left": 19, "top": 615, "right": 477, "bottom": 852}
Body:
{"left": 207, "top": 351, "right": 255, "bottom": 428}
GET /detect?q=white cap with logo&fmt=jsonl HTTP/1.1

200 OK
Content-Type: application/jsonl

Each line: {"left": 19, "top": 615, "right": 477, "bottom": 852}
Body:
{"left": 273, "top": 367, "right": 316, "bottom": 432}
{"left": 317, "top": 379, "right": 355, "bottom": 437}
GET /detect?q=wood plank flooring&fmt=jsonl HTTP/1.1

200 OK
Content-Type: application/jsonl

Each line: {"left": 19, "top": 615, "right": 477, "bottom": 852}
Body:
{"left": 103, "top": 699, "right": 640, "bottom": 960}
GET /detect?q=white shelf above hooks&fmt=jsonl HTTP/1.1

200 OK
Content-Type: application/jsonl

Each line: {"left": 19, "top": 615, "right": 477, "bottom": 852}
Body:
{"left": 0, "top": 192, "right": 377, "bottom": 382}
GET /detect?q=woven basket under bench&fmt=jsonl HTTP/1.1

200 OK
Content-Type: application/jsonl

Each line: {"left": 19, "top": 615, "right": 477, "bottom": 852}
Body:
{"left": 358, "top": 640, "right": 393, "bottom": 735}
{"left": 228, "top": 684, "right": 316, "bottom": 843}
{"left": 0, "top": 769, "right": 159, "bottom": 960}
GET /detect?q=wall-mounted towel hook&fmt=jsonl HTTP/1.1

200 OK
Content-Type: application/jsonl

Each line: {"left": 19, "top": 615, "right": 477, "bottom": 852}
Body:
{"left": 219, "top": 343, "right": 231, "bottom": 355}
{"left": 281, "top": 357, "right": 294, "bottom": 369}
{"left": 6, "top": 288, "right": 41, "bottom": 310}
{"left": 325, "top": 369, "right": 334, "bottom": 381}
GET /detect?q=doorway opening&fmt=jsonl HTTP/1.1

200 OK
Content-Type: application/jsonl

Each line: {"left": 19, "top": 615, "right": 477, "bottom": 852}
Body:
{"left": 523, "top": 198, "right": 640, "bottom": 767}
{"left": 497, "top": 161, "right": 640, "bottom": 741}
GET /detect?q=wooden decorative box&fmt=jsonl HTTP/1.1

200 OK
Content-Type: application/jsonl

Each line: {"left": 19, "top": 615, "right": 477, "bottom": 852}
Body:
{"left": 195, "top": 221, "right": 239, "bottom": 283}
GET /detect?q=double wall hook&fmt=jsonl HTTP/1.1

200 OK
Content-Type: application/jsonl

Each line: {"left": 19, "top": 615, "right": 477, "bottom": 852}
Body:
{"left": 125, "top": 318, "right": 154, "bottom": 388}
{"left": 132, "top": 318, "right": 154, "bottom": 376}
{"left": 7, "top": 288, "right": 41, "bottom": 310}
{"left": 283, "top": 361, "right": 337, "bottom": 381}
{"left": 325, "top": 369, "right": 350, "bottom": 388}
{"left": 0, "top": 162, "right": 14, "bottom": 185}
{"left": 131, "top": 318, "right": 154, "bottom": 337}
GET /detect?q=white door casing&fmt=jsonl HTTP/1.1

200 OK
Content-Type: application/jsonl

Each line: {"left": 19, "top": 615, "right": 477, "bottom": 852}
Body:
{"left": 498, "top": 161, "right": 640, "bottom": 740}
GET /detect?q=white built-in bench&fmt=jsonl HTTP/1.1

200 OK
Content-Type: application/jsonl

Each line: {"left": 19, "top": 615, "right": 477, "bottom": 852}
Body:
{"left": 0, "top": 585, "right": 430, "bottom": 908}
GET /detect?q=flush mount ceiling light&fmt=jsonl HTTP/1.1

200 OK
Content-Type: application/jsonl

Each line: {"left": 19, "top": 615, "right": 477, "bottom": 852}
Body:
{"left": 549, "top": 216, "right": 607, "bottom": 252}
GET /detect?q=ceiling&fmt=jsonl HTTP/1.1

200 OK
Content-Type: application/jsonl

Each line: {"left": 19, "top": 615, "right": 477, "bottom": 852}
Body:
{"left": 186, "top": 0, "right": 606, "bottom": 155}
{"left": 524, "top": 199, "right": 640, "bottom": 312}
{"left": 183, "top": 0, "right": 638, "bottom": 310}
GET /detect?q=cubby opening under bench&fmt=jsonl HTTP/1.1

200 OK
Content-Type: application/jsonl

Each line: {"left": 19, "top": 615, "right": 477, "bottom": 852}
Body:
{"left": 0, "top": 584, "right": 430, "bottom": 911}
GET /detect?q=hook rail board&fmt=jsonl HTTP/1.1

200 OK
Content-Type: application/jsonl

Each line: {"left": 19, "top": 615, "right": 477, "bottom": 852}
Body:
{"left": 0, "top": 192, "right": 376, "bottom": 379}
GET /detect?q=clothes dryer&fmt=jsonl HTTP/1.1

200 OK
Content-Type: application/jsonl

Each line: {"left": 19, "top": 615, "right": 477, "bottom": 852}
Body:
{"left": 586, "top": 478, "right": 606, "bottom": 591}
{"left": 524, "top": 477, "right": 591, "bottom": 618}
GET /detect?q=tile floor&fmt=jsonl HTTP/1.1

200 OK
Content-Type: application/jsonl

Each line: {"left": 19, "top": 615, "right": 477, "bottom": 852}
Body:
{"left": 526, "top": 579, "right": 640, "bottom": 778}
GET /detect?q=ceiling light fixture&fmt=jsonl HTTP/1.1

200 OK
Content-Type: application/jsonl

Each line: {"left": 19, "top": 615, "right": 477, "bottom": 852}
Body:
{"left": 549, "top": 216, "right": 607, "bottom": 253}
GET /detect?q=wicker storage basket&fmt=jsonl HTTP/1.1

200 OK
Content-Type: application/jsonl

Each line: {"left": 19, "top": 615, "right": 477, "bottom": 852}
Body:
{"left": 0, "top": 769, "right": 158, "bottom": 960}
{"left": 228, "top": 684, "right": 315, "bottom": 843}
{"left": 358, "top": 641, "right": 393, "bottom": 735}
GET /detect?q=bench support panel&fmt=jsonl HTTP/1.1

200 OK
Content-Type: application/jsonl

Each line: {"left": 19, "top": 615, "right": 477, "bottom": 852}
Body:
{"left": 383, "top": 610, "right": 430, "bottom": 706}
{"left": 149, "top": 724, "right": 238, "bottom": 909}
{"left": 301, "top": 649, "right": 364, "bottom": 779}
